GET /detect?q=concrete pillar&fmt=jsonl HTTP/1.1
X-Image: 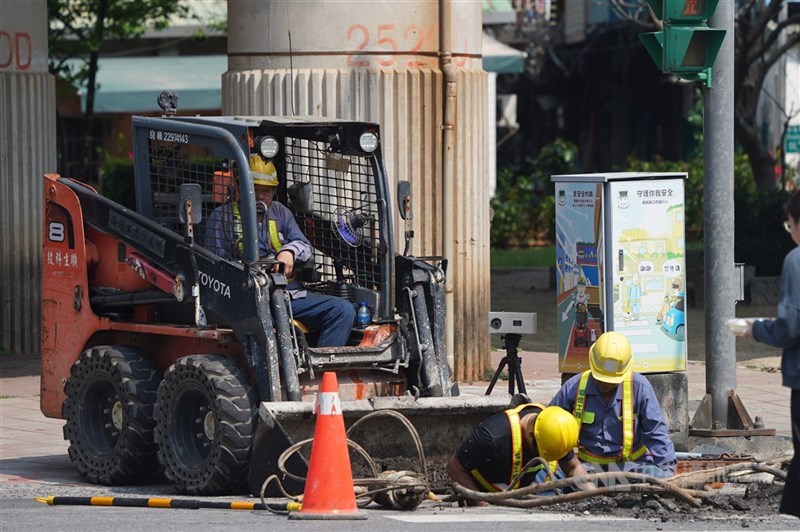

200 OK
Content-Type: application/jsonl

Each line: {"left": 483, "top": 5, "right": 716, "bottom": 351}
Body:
{"left": 0, "top": 1, "right": 56, "bottom": 356}
{"left": 647, "top": 373, "right": 689, "bottom": 451}
{"left": 224, "top": 0, "right": 490, "bottom": 381}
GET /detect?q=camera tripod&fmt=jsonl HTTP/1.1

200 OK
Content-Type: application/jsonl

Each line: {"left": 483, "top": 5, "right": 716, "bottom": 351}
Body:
{"left": 485, "top": 333, "right": 526, "bottom": 396}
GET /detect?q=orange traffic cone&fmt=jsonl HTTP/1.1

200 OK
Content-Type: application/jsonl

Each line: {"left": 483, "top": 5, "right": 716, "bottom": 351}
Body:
{"left": 289, "top": 372, "right": 365, "bottom": 520}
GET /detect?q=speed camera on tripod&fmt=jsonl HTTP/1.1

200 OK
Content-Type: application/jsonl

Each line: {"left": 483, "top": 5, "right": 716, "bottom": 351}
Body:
{"left": 488, "top": 312, "right": 537, "bottom": 335}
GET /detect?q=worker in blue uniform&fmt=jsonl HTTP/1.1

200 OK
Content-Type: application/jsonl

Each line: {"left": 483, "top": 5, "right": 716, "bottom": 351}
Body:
{"left": 549, "top": 331, "right": 677, "bottom": 478}
{"left": 206, "top": 155, "right": 355, "bottom": 347}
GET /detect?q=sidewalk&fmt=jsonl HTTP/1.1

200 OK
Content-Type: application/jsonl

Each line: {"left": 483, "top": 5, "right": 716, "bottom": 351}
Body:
{"left": 0, "top": 356, "right": 75, "bottom": 488}
{"left": 477, "top": 349, "right": 792, "bottom": 438}
{"left": 0, "top": 350, "right": 792, "bottom": 490}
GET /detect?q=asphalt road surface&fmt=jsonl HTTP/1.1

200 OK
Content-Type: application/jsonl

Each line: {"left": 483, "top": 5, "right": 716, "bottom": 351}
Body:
{"left": 2, "top": 495, "right": 798, "bottom": 531}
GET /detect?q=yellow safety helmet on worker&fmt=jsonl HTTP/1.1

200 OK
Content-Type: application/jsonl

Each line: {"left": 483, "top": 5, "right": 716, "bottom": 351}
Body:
{"left": 533, "top": 405, "right": 580, "bottom": 461}
{"left": 249, "top": 154, "right": 279, "bottom": 187}
{"left": 589, "top": 331, "right": 633, "bottom": 384}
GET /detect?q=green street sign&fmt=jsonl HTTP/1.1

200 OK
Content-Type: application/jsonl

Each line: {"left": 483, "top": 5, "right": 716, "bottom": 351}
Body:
{"left": 639, "top": 0, "right": 726, "bottom": 88}
{"left": 786, "top": 125, "right": 800, "bottom": 154}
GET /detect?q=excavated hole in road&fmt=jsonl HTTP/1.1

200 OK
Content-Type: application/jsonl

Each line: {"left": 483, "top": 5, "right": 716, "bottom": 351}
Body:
{"left": 353, "top": 456, "right": 788, "bottom": 521}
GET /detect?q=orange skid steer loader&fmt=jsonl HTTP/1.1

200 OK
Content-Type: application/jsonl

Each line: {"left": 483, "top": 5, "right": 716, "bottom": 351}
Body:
{"left": 42, "top": 103, "right": 507, "bottom": 496}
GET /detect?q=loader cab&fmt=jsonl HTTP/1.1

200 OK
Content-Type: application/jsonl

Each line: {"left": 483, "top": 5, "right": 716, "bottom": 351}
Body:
{"left": 134, "top": 116, "right": 391, "bottom": 310}
{"left": 129, "top": 112, "right": 450, "bottom": 398}
{"left": 130, "top": 115, "right": 387, "bottom": 340}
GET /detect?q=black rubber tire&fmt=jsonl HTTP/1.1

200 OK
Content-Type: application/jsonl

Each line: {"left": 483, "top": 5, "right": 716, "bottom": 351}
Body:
{"left": 154, "top": 355, "right": 256, "bottom": 495}
{"left": 62, "top": 345, "right": 161, "bottom": 485}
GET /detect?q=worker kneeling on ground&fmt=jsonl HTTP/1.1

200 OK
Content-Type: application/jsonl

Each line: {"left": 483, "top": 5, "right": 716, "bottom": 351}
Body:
{"left": 446, "top": 403, "right": 589, "bottom": 502}
{"left": 549, "top": 331, "right": 677, "bottom": 478}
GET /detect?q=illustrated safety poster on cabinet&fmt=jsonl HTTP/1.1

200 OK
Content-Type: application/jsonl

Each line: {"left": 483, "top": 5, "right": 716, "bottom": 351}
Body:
{"left": 552, "top": 172, "right": 688, "bottom": 374}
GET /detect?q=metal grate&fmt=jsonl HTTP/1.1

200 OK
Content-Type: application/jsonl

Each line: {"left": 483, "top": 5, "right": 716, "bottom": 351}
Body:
{"left": 283, "top": 138, "right": 381, "bottom": 291}
{"left": 146, "top": 140, "right": 234, "bottom": 250}
{"left": 144, "top": 135, "right": 382, "bottom": 292}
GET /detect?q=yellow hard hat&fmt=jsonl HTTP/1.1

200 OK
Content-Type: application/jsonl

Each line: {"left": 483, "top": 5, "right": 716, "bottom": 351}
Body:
{"left": 589, "top": 331, "right": 633, "bottom": 384}
{"left": 249, "top": 154, "right": 278, "bottom": 187}
{"left": 533, "top": 406, "right": 580, "bottom": 462}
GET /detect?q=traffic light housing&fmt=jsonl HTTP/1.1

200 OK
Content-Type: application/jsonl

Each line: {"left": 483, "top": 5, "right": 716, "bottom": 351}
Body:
{"left": 639, "top": 0, "right": 726, "bottom": 87}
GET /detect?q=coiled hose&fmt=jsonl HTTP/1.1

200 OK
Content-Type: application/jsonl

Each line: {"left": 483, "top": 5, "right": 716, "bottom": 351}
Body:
{"left": 260, "top": 409, "right": 431, "bottom": 513}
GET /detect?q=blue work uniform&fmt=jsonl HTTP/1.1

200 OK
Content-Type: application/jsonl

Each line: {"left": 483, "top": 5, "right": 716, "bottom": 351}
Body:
{"left": 549, "top": 372, "right": 676, "bottom": 477}
{"left": 752, "top": 246, "right": 800, "bottom": 516}
{"left": 206, "top": 201, "right": 310, "bottom": 289}
{"left": 205, "top": 200, "right": 355, "bottom": 347}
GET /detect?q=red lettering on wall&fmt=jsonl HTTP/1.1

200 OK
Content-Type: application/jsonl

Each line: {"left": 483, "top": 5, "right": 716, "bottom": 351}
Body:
{"left": 16, "top": 32, "right": 31, "bottom": 70}
{"left": 0, "top": 31, "right": 32, "bottom": 71}
{"left": 346, "top": 24, "right": 370, "bottom": 67}
{"left": 0, "top": 31, "right": 12, "bottom": 69}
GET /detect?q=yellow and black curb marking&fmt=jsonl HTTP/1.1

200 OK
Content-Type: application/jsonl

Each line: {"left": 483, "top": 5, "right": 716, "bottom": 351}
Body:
{"left": 35, "top": 496, "right": 300, "bottom": 512}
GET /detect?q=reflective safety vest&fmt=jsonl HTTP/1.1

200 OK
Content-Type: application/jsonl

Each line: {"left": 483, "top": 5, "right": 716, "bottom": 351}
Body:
{"left": 231, "top": 203, "right": 284, "bottom": 256}
{"left": 469, "top": 403, "right": 559, "bottom": 492}
{"left": 572, "top": 370, "right": 648, "bottom": 464}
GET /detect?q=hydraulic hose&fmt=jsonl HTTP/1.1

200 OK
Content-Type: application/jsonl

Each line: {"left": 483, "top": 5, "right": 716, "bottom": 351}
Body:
{"left": 266, "top": 409, "right": 432, "bottom": 511}
{"left": 450, "top": 459, "right": 789, "bottom": 509}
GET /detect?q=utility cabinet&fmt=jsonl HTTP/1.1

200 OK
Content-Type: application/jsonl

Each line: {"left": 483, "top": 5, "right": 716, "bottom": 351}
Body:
{"left": 551, "top": 172, "right": 688, "bottom": 374}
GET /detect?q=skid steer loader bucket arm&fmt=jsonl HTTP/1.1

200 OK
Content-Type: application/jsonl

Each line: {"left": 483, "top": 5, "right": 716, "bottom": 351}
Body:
{"left": 52, "top": 176, "right": 285, "bottom": 402}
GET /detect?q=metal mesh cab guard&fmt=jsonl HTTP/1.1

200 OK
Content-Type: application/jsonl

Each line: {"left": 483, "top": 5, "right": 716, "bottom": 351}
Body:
{"left": 131, "top": 115, "right": 394, "bottom": 319}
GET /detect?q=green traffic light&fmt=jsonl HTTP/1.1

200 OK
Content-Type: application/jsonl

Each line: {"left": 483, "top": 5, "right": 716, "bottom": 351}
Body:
{"left": 639, "top": 0, "right": 726, "bottom": 88}
{"left": 664, "top": 26, "right": 726, "bottom": 72}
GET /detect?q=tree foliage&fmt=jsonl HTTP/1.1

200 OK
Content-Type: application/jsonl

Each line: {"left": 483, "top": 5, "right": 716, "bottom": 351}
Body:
{"left": 48, "top": 0, "right": 192, "bottom": 117}
{"left": 734, "top": 0, "right": 800, "bottom": 190}
{"left": 491, "top": 139, "right": 578, "bottom": 247}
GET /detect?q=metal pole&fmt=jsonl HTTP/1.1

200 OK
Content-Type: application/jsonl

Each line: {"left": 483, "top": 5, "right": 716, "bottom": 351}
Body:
{"left": 440, "top": 0, "right": 457, "bottom": 374}
{"left": 703, "top": 1, "right": 736, "bottom": 428}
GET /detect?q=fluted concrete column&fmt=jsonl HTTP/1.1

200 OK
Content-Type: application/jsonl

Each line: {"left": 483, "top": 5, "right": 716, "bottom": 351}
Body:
{"left": 223, "top": 0, "right": 490, "bottom": 380}
{"left": 0, "top": 1, "right": 56, "bottom": 355}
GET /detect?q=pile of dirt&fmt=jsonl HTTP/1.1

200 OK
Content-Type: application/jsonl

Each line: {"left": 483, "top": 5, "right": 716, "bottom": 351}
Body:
{"left": 539, "top": 484, "right": 784, "bottom": 522}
